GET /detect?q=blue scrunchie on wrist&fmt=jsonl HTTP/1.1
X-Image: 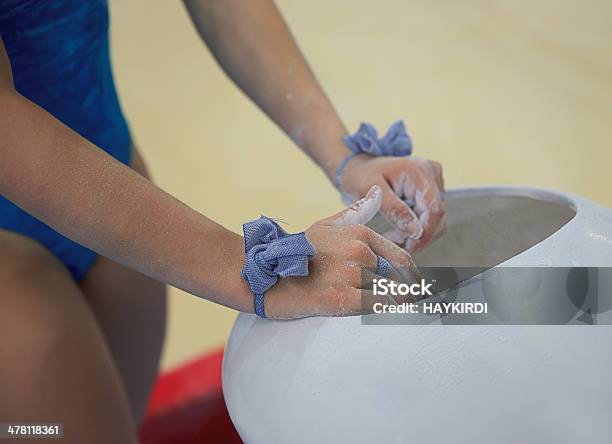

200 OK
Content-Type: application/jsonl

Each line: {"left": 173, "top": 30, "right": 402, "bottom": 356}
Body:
{"left": 241, "top": 216, "right": 316, "bottom": 318}
{"left": 335, "top": 120, "right": 413, "bottom": 189}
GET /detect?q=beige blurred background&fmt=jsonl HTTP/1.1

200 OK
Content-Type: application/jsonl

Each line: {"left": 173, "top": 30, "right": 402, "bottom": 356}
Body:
{"left": 108, "top": 0, "right": 612, "bottom": 369}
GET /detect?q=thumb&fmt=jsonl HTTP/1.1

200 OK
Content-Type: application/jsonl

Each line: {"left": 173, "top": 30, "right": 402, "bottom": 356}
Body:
{"left": 318, "top": 185, "right": 383, "bottom": 227}
{"left": 379, "top": 181, "right": 423, "bottom": 240}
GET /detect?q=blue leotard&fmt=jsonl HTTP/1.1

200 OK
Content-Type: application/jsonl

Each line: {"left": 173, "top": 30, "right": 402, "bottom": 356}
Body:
{"left": 0, "top": 0, "right": 132, "bottom": 280}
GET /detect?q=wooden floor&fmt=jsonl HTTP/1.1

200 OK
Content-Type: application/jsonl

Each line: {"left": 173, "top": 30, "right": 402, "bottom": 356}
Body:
{"left": 109, "top": 0, "right": 612, "bottom": 369}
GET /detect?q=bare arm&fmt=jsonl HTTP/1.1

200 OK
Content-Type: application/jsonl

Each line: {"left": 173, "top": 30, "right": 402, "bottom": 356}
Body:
{"left": 183, "top": 0, "right": 447, "bottom": 249}
{"left": 0, "top": 30, "right": 420, "bottom": 319}
{"left": 0, "top": 38, "right": 254, "bottom": 312}
{"left": 183, "top": 0, "right": 350, "bottom": 181}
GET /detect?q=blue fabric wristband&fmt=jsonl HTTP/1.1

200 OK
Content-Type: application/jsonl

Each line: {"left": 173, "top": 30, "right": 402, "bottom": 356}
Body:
{"left": 335, "top": 120, "right": 413, "bottom": 189}
{"left": 240, "top": 216, "right": 316, "bottom": 318}
{"left": 375, "top": 255, "right": 391, "bottom": 278}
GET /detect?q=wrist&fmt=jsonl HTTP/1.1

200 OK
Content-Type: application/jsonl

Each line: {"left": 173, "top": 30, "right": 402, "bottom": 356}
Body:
{"left": 333, "top": 151, "right": 373, "bottom": 192}
{"left": 320, "top": 141, "right": 352, "bottom": 183}
{"left": 191, "top": 229, "right": 255, "bottom": 313}
{"left": 290, "top": 119, "right": 351, "bottom": 182}
{"left": 239, "top": 216, "right": 316, "bottom": 318}
{"left": 227, "top": 235, "right": 257, "bottom": 314}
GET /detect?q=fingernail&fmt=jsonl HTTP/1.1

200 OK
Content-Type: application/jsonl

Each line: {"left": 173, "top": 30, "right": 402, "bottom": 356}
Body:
{"left": 365, "top": 184, "right": 382, "bottom": 200}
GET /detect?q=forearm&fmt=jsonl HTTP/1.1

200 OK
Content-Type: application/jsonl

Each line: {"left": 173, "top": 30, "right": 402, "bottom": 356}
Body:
{"left": 0, "top": 91, "right": 253, "bottom": 311}
{"left": 184, "top": 0, "right": 350, "bottom": 181}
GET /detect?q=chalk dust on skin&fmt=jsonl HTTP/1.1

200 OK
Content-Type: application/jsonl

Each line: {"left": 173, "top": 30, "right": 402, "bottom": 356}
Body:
{"left": 387, "top": 163, "right": 446, "bottom": 246}
{"left": 332, "top": 185, "right": 383, "bottom": 226}
{"left": 385, "top": 206, "right": 423, "bottom": 240}
{"left": 387, "top": 171, "right": 423, "bottom": 240}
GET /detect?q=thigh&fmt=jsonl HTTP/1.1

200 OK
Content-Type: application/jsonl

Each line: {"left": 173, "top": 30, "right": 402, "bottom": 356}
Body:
{"left": 79, "top": 147, "right": 167, "bottom": 425}
{"left": 78, "top": 257, "right": 166, "bottom": 426}
{"left": 0, "top": 230, "right": 137, "bottom": 444}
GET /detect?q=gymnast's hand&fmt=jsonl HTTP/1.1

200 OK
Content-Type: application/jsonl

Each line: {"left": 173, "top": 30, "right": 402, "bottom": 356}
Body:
{"left": 263, "top": 185, "right": 419, "bottom": 319}
{"left": 339, "top": 154, "right": 446, "bottom": 253}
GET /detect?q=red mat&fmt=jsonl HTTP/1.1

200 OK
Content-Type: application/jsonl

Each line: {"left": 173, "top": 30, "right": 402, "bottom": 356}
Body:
{"left": 139, "top": 348, "right": 242, "bottom": 444}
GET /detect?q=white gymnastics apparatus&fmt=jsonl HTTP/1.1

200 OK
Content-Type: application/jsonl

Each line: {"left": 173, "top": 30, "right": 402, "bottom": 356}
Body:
{"left": 223, "top": 186, "right": 612, "bottom": 444}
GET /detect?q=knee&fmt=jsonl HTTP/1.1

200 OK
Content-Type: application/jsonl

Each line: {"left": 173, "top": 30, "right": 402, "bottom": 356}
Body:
{"left": 0, "top": 231, "right": 68, "bottom": 281}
